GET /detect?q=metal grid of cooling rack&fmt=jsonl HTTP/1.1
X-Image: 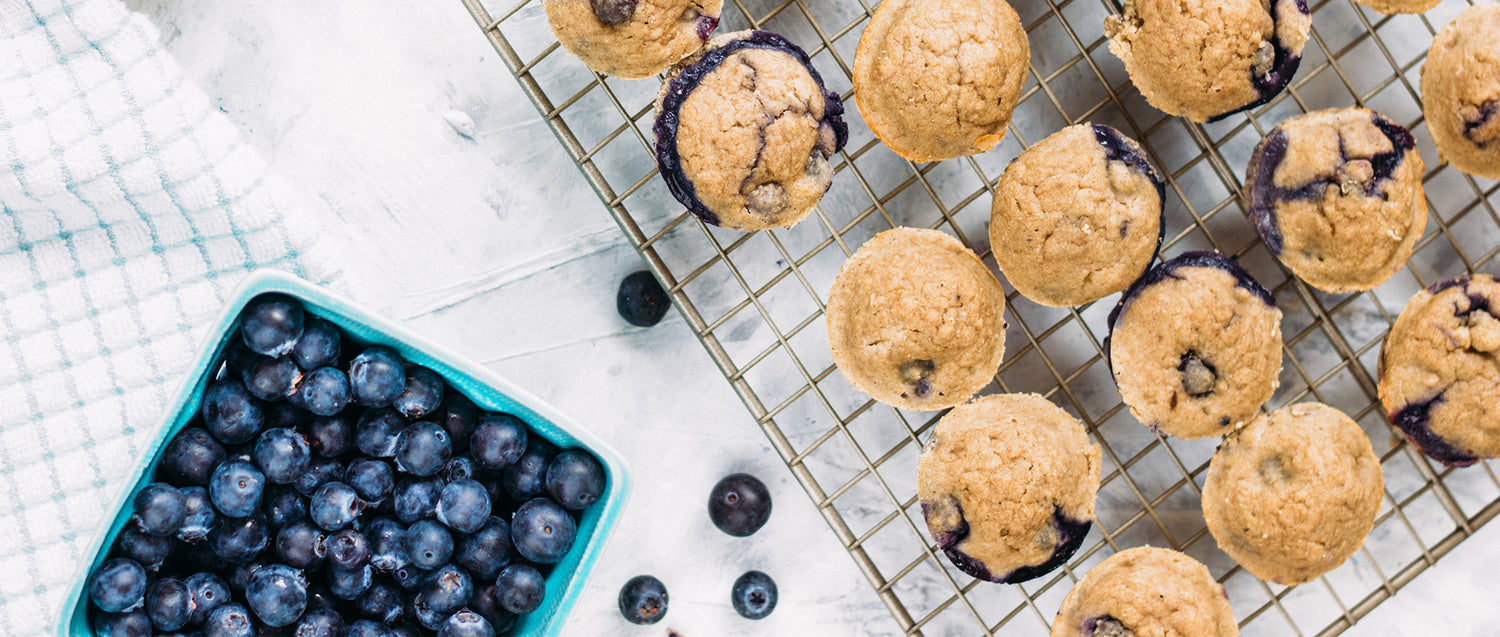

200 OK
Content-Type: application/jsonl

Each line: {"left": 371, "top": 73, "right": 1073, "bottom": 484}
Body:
{"left": 460, "top": 0, "right": 1500, "bottom": 633}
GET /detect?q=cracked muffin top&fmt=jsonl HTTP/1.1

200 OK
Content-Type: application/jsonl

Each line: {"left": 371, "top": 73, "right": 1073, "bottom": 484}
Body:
{"left": 545, "top": 0, "right": 723, "bottom": 79}
{"left": 1052, "top": 547, "right": 1238, "bottom": 637}
{"left": 852, "top": 0, "right": 1030, "bottom": 162}
{"left": 1421, "top": 4, "right": 1500, "bottom": 180}
{"left": 653, "top": 30, "right": 848, "bottom": 232}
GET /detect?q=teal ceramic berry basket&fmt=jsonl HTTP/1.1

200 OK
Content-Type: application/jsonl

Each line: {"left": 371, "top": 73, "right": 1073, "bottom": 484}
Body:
{"left": 55, "top": 269, "right": 631, "bottom": 636}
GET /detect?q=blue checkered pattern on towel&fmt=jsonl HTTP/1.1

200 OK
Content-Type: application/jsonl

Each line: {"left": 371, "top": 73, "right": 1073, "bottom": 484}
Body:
{"left": 0, "top": 0, "right": 341, "bottom": 632}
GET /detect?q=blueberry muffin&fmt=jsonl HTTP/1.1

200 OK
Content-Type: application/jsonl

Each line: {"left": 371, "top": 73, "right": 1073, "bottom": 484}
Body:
{"left": 825, "top": 227, "right": 1006, "bottom": 411}
{"left": 1245, "top": 108, "right": 1427, "bottom": 293}
{"left": 1052, "top": 547, "right": 1238, "bottom": 637}
{"left": 852, "top": 0, "right": 1030, "bottom": 161}
{"left": 1421, "top": 5, "right": 1500, "bottom": 180}
{"left": 1105, "top": 0, "right": 1311, "bottom": 122}
{"left": 1106, "top": 251, "right": 1283, "bottom": 439}
{"left": 653, "top": 30, "right": 849, "bottom": 232}
{"left": 1353, "top": 0, "right": 1438, "bottom": 14}
{"left": 992, "top": 123, "right": 1165, "bottom": 307}
{"left": 1203, "top": 403, "right": 1383, "bottom": 585}
{"left": 545, "top": 0, "right": 723, "bottom": 79}
{"left": 1378, "top": 273, "right": 1500, "bottom": 467}
{"left": 917, "top": 393, "right": 1101, "bottom": 584}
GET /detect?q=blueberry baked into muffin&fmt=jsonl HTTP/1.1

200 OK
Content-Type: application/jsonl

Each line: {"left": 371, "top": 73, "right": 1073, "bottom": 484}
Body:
{"left": 653, "top": 30, "right": 848, "bottom": 232}
{"left": 1352, "top": 0, "right": 1438, "bottom": 15}
{"left": 852, "top": 0, "right": 1030, "bottom": 161}
{"left": 1052, "top": 547, "right": 1238, "bottom": 637}
{"left": 1245, "top": 108, "right": 1426, "bottom": 293}
{"left": 545, "top": 0, "right": 723, "bottom": 79}
{"left": 825, "top": 227, "right": 1006, "bottom": 411}
{"left": 1378, "top": 273, "right": 1500, "bottom": 467}
{"left": 991, "top": 123, "right": 1165, "bottom": 307}
{"left": 1106, "top": 251, "right": 1283, "bottom": 439}
{"left": 917, "top": 394, "right": 1101, "bottom": 584}
{"left": 1421, "top": 4, "right": 1500, "bottom": 180}
{"left": 1203, "top": 403, "right": 1383, "bottom": 585}
{"left": 1104, "top": 0, "right": 1310, "bottom": 122}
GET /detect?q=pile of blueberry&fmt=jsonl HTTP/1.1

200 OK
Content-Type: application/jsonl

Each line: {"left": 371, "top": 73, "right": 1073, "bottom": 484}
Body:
{"left": 86, "top": 294, "right": 605, "bottom": 637}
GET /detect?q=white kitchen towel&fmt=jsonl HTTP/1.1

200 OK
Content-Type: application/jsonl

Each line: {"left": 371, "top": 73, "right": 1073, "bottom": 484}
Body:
{"left": 0, "top": 0, "right": 342, "bottom": 632}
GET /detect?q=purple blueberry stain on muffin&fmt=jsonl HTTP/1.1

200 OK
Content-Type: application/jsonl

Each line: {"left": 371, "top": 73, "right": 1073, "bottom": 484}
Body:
{"left": 1092, "top": 123, "right": 1168, "bottom": 255}
{"left": 1082, "top": 615, "right": 1134, "bottom": 637}
{"left": 1105, "top": 251, "right": 1276, "bottom": 371}
{"left": 1001, "top": 508, "right": 1091, "bottom": 584}
{"left": 921, "top": 498, "right": 1091, "bottom": 584}
{"left": 1178, "top": 350, "right": 1218, "bottom": 398}
{"left": 1210, "top": 0, "right": 1310, "bottom": 122}
{"left": 1462, "top": 101, "right": 1498, "bottom": 146}
{"left": 695, "top": 14, "right": 720, "bottom": 41}
{"left": 900, "top": 359, "right": 937, "bottom": 399}
{"left": 1388, "top": 394, "right": 1478, "bottom": 467}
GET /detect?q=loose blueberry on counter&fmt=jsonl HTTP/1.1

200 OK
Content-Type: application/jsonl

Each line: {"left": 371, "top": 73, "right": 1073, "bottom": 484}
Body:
{"left": 438, "top": 610, "right": 495, "bottom": 637}
{"left": 365, "top": 516, "right": 410, "bottom": 572}
{"left": 731, "top": 570, "right": 778, "bottom": 620}
{"left": 177, "top": 486, "right": 217, "bottom": 543}
{"left": 201, "top": 380, "right": 265, "bottom": 445}
{"left": 356, "top": 408, "right": 406, "bottom": 458}
{"left": 500, "top": 440, "right": 553, "bottom": 501}
{"left": 275, "top": 520, "right": 329, "bottom": 569}
{"left": 208, "top": 513, "right": 270, "bottom": 563}
{"left": 254, "top": 427, "right": 312, "bottom": 484}
{"left": 393, "top": 477, "right": 443, "bottom": 524}
{"left": 327, "top": 528, "right": 372, "bottom": 570}
{"left": 290, "top": 367, "right": 352, "bottom": 417}
{"left": 163, "top": 427, "right": 227, "bottom": 486}
{"left": 291, "top": 317, "right": 342, "bottom": 370}
{"left": 311, "top": 482, "right": 364, "bottom": 531}
{"left": 93, "top": 610, "right": 151, "bottom": 637}
{"left": 356, "top": 579, "right": 406, "bottom": 625}
{"left": 114, "top": 527, "right": 172, "bottom": 572}
{"left": 437, "top": 393, "right": 479, "bottom": 452}
{"left": 144, "top": 578, "right": 192, "bottom": 631}
{"left": 419, "top": 564, "right": 475, "bottom": 616}
{"left": 470, "top": 413, "right": 528, "bottom": 471}
{"left": 209, "top": 459, "right": 267, "bottom": 518}
{"left": 246, "top": 563, "right": 308, "bottom": 627}
{"left": 186, "top": 572, "right": 231, "bottom": 625}
{"left": 617, "top": 270, "right": 671, "bottom": 328}
{"left": 394, "top": 421, "right": 452, "bottom": 477}
{"left": 494, "top": 563, "right": 545, "bottom": 614}
{"left": 305, "top": 413, "right": 353, "bottom": 457}
{"left": 133, "top": 482, "right": 187, "bottom": 537}
{"left": 242, "top": 294, "right": 306, "bottom": 357}
{"left": 347, "top": 458, "right": 396, "bottom": 502}
{"left": 205, "top": 602, "right": 255, "bottom": 637}
{"left": 511, "top": 497, "right": 577, "bottom": 564}
{"left": 295, "top": 458, "right": 345, "bottom": 498}
{"left": 455, "top": 516, "right": 513, "bottom": 580}
{"left": 708, "top": 472, "right": 772, "bottom": 537}
{"left": 294, "top": 606, "right": 346, "bottom": 637}
{"left": 436, "top": 478, "right": 490, "bottom": 534}
{"left": 405, "top": 519, "right": 455, "bottom": 570}
{"left": 618, "top": 575, "right": 668, "bottom": 625}
{"left": 393, "top": 366, "right": 444, "bottom": 419}
{"left": 242, "top": 355, "right": 303, "bottom": 402}
{"left": 349, "top": 347, "right": 407, "bottom": 408}
{"left": 329, "top": 563, "right": 376, "bottom": 600}
{"left": 545, "top": 449, "right": 605, "bottom": 510}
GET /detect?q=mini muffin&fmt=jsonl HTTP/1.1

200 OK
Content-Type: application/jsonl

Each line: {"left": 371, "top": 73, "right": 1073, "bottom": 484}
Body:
{"left": 1352, "top": 0, "right": 1438, "bottom": 15}
{"left": 852, "top": 0, "right": 1030, "bottom": 161}
{"left": 991, "top": 123, "right": 1165, "bottom": 307}
{"left": 917, "top": 394, "right": 1101, "bottom": 584}
{"left": 825, "top": 228, "right": 1006, "bottom": 411}
{"left": 1421, "top": 5, "right": 1500, "bottom": 180}
{"left": 1245, "top": 108, "right": 1427, "bottom": 293}
{"left": 545, "top": 0, "right": 723, "bottom": 79}
{"left": 1378, "top": 273, "right": 1500, "bottom": 467}
{"left": 653, "top": 30, "right": 849, "bottom": 232}
{"left": 1105, "top": 0, "right": 1311, "bottom": 122}
{"left": 1203, "top": 403, "right": 1384, "bottom": 585}
{"left": 1051, "top": 547, "right": 1238, "bottom": 637}
{"left": 1106, "top": 251, "right": 1283, "bottom": 439}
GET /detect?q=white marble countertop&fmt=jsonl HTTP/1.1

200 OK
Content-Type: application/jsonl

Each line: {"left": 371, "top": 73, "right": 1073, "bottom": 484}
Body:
{"left": 121, "top": 0, "right": 1500, "bottom": 634}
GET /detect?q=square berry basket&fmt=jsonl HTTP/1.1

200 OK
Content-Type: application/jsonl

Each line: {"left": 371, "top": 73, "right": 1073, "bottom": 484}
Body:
{"left": 55, "top": 269, "right": 630, "bottom": 636}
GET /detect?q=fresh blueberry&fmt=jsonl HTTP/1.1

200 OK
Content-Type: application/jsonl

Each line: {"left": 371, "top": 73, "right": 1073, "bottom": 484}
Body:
{"left": 469, "top": 413, "right": 528, "bottom": 471}
{"left": 246, "top": 564, "right": 309, "bottom": 627}
{"left": 292, "top": 317, "right": 342, "bottom": 370}
{"left": 436, "top": 478, "right": 490, "bottom": 534}
{"left": 93, "top": 610, "right": 151, "bottom": 637}
{"left": 393, "top": 366, "right": 444, "bottom": 419}
{"left": 162, "top": 427, "right": 227, "bottom": 486}
{"left": 708, "top": 473, "right": 772, "bottom": 537}
{"left": 144, "top": 578, "right": 193, "bottom": 631}
{"left": 545, "top": 449, "right": 605, "bottom": 511}
{"left": 177, "top": 485, "right": 217, "bottom": 543}
{"left": 510, "top": 497, "right": 577, "bottom": 564}
{"left": 202, "top": 380, "right": 264, "bottom": 445}
{"left": 329, "top": 563, "right": 375, "bottom": 600}
{"left": 348, "top": 619, "right": 393, "bottom": 637}
{"left": 454, "top": 517, "right": 513, "bottom": 580}
{"left": 311, "top": 482, "right": 364, "bottom": 531}
{"left": 500, "top": 440, "right": 552, "bottom": 501}
{"left": 356, "top": 408, "right": 406, "bottom": 458}
{"left": 186, "top": 572, "right": 231, "bottom": 625}
{"left": 305, "top": 413, "right": 353, "bottom": 457}
{"left": 228, "top": 561, "right": 265, "bottom": 596}
{"left": 205, "top": 602, "right": 254, "bottom": 637}
{"left": 364, "top": 516, "right": 410, "bottom": 572}
{"left": 241, "top": 294, "right": 306, "bottom": 357}
{"left": 162, "top": 542, "right": 225, "bottom": 575}
{"left": 209, "top": 459, "right": 266, "bottom": 518}
{"left": 91, "top": 558, "right": 148, "bottom": 612}
{"left": 404, "top": 519, "right": 454, "bottom": 570}
{"left": 208, "top": 513, "right": 269, "bottom": 563}
{"left": 327, "top": 528, "right": 372, "bottom": 570}
{"left": 356, "top": 580, "right": 406, "bottom": 625}
{"left": 441, "top": 456, "right": 483, "bottom": 484}
{"left": 114, "top": 526, "right": 172, "bottom": 572}
{"left": 254, "top": 427, "right": 312, "bottom": 484}
{"left": 291, "top": 367, "right": 352, "bottom": 417}
{"left": 275, "top": 519, "right": 329, "bottom": 569}
{"left": 394, "top": 421, "right": 452, "bottom": 477}
{"left": 413, "top": 597, "right": 451, "bottom": 631}
{"left": 263, "top": 485, "right": 308, "bottom": 530}
{"left": 437, "top": 393, "right": 478, "bottom": 452}
{"left": 617, "top": 270, "right": 670, "bottom": 327}
{"left": 349, "top": 347, "right": 407, "bottom": 408}
{"left": 346, "top": 458, "right": 396, "bottom": 502}
{"left": 438, "top": 610, "right": 494, "bottom": 637}
{"left": 264, "top": 401, "right": 310, "bottom": 432}
{"left": 470, "top": 584, "right": 517, "bottom": 632}
{"left": 393, "top": 478, "right": 443, "bottom": 524}
{"left": 418, "top": 564, "right": 474, "bottom": 616}
{"left": 294, "top": 606, "right": 346, "bottom": 637}
{"left": 393, "top": 563, "right": 431, "bottom": 591}
{"left": 617, "top": 574, "right": 668, "bottom": 625}
{"left": 294, "top": 458, "right": 345, "bottom": 498}
{"left": 494, "top": 562, "right": 545, "bottom": 614}
{"left": 134, "top": 483, "right": 187, "bottom": 539}
{"left": 731, "top": 570, "right": 777, "bottom": 619}
{"left": 241, "top": 355, "right": 303, "bottom": 402}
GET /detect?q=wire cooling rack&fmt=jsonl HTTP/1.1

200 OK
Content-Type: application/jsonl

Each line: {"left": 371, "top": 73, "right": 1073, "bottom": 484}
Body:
{"left": 460, "top": 0, "right": 1500, "bottom": 633}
